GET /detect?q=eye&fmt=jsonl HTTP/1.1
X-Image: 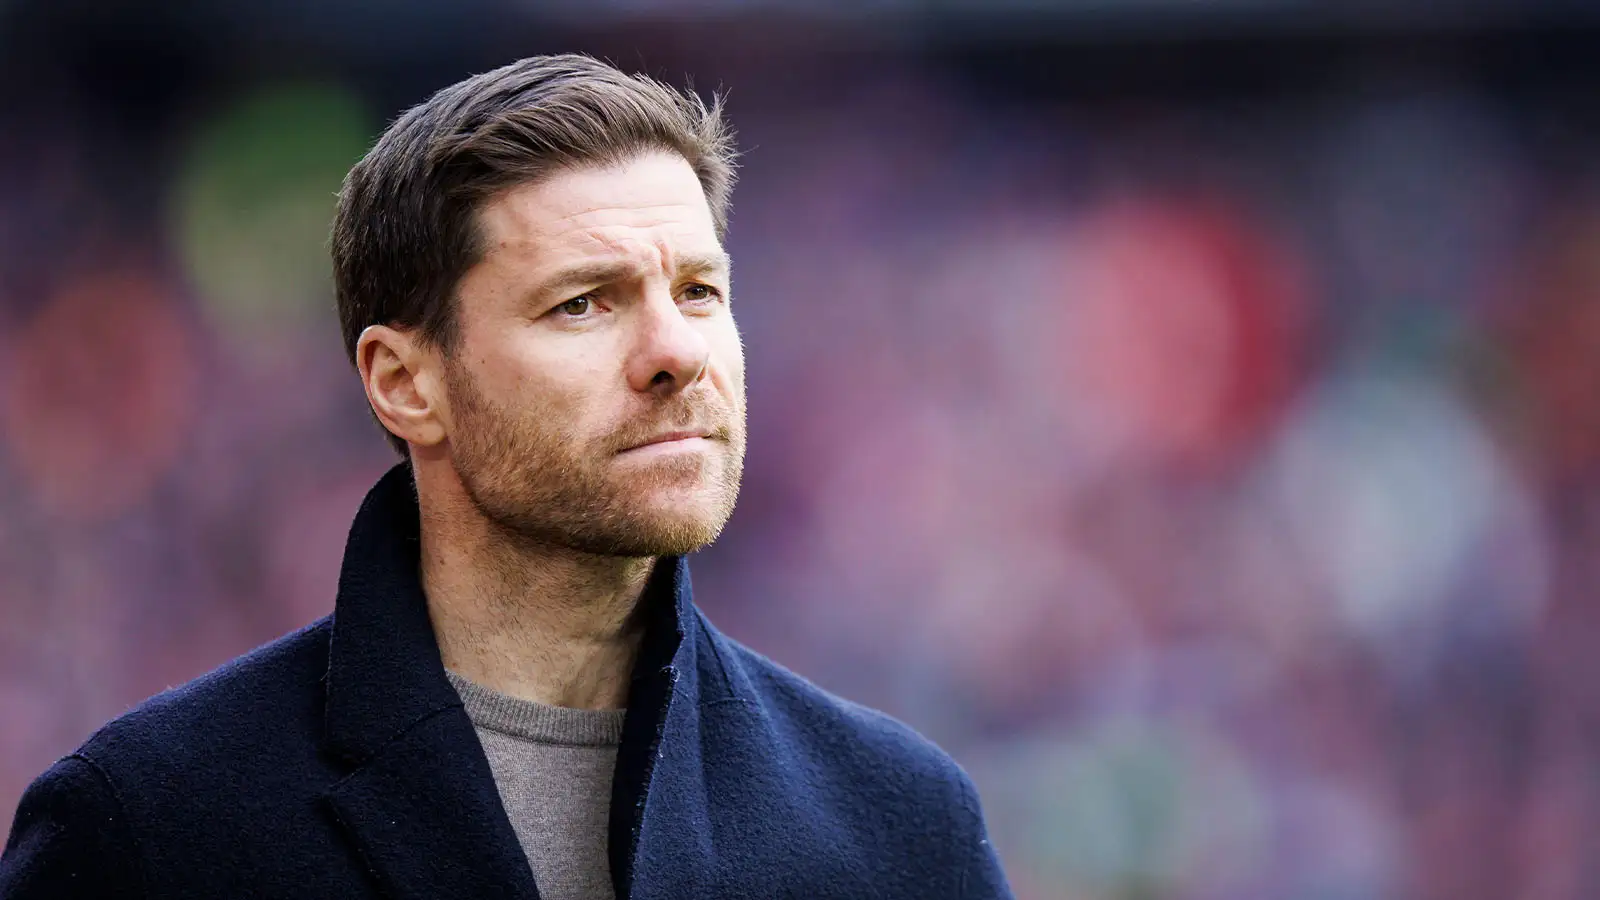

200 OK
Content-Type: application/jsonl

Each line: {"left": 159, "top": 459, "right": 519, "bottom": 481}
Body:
{"left": 555, "top": 295, "right": 593, "bottom": 317}
{"left": 681, "top": 284, "right": 722, "bottom": 304}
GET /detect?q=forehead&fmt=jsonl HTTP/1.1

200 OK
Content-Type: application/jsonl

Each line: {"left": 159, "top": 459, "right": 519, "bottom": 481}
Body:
{"left": 474, "top": 152, "right": 722, "bottom": 272}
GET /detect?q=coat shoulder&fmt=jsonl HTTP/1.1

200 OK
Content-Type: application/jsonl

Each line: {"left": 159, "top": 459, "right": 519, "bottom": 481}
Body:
{"left": 692, "top": 617, "right": 1013, "bottom": 898}
{"left": 699, "top": 617, "right": 978, "bottom": 802}
{"left": 75, "top": 617, "right": 334, "bottom": 780}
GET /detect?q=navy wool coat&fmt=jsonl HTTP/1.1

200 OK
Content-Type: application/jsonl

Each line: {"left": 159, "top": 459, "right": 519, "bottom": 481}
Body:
{"left": 0, "top": 464, "right": 1013, "bottom": 899}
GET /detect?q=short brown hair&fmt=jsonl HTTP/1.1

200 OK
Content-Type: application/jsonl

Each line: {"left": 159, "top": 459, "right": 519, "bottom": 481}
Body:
{"left": 331, "top": 54, "right": 738, "bottom": 456}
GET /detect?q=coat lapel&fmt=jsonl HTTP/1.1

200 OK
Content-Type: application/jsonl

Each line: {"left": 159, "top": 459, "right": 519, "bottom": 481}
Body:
{"left": 607, "top": 555, "right": 700, "bottom": 898}
{"left": 324, "top": 708, "right": 541, "bottom": 899}
{"left": 318, "top": 463, "right": 540, "bottom": 899}
{"left": 316, "top": 463, "right": 711, "bottom": 900}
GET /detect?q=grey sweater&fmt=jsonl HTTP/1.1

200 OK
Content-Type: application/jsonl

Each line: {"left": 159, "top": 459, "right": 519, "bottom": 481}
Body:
{"left": 446, "top": 671, "right": 626, "bottom": 900}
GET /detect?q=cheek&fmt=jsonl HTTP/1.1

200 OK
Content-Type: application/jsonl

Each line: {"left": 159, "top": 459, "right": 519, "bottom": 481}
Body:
{"left": 709, "top": 318, "right": 747, "bottom": 398}
{"left": 528, "top": 371, "right": 614, "bottom": 440}
{"left": 469, "top": 333, "right": 607, "bottom": 432}
{"left": 457, "top": 321, "right": 534, "bottom": 392}
{"left": 531, "top": 351, "right": 636, "bottom": 442}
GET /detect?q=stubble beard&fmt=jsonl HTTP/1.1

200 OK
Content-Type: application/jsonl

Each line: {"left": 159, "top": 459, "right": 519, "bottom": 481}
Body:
{"left": 446, "top": 364, "right": 746, "bottom": 558}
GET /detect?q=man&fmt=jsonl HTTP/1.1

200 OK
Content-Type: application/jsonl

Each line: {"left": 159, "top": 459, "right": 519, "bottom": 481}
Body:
{"left": 0, "top": 55, "right": 1012, "bottom": 899}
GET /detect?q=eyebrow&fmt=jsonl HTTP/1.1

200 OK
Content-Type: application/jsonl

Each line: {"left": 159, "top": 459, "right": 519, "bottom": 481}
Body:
{"left": 533, "top": 250, "right": 732, "bottom": 302}
{"left": 675, "top": 250, "right": 732, "bottom": 280}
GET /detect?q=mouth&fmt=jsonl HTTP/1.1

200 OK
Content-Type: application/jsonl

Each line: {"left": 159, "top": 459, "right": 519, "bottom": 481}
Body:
{"left": 619, "top": 430, "right": 715, "bottom": 454}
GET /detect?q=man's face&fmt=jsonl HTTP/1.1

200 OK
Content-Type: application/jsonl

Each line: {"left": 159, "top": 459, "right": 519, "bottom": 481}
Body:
{"left": 441, "top": 151, "right": 745, "bottom": 557}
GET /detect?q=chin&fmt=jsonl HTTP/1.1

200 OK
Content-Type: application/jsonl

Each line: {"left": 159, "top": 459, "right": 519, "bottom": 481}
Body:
{"left": 634, "top": 501, "right": 731, "bottom": 549}
{"left": 578, "top": 515, "right": 726, "bottom": 558}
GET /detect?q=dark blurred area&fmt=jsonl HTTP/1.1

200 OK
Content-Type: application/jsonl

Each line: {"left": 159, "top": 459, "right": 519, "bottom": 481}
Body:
{"left": 5, "top": 1, "right": 1600, "bottom": 897}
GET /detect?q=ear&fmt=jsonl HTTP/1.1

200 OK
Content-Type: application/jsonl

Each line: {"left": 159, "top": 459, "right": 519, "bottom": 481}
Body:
{"left": 356, "top": 325, "right": 448, "bottom": 449}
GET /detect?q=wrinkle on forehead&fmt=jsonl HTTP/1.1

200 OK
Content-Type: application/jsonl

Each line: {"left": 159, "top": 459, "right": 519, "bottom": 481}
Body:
{"left": 596, "top": 234, "right": 667, "bottom": 275}
{"left": 554, "top": 200, "right": 709, "bottom": 227}
{"left": 482, "top": 153, "right": 714, "bottom": 238}
{"left": 487, "top": 201, "right": 711, "bottom": 243}
{"left": 465, "top": 153, "right": 724, "bottom": 298}
{"left": 502, "top": 221, "right": 722, "bottom": 288}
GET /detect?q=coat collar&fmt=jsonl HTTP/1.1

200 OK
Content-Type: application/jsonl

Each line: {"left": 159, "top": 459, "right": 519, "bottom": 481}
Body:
{"left": 320, "top": 462, "right": 702, "bottom": 899}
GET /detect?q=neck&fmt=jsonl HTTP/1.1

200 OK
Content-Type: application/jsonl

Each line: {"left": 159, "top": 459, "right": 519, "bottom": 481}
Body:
{"left": 414, "top": 465, "right": 656, "bottom": 711}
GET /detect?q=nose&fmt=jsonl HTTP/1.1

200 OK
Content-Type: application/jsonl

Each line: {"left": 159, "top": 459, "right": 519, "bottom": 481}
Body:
{"left": 624, "top": 288, "right": 711, "bottom": 397}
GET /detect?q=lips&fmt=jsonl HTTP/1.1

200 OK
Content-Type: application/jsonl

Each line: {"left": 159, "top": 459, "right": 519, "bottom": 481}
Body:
{"left": 620, "top": 430, "right": 714, "bottom": 452}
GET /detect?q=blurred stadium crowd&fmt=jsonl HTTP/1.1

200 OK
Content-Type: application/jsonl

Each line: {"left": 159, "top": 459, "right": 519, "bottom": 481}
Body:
{"left": 4, "top": 3, "right": 1600, "bottom": 898}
